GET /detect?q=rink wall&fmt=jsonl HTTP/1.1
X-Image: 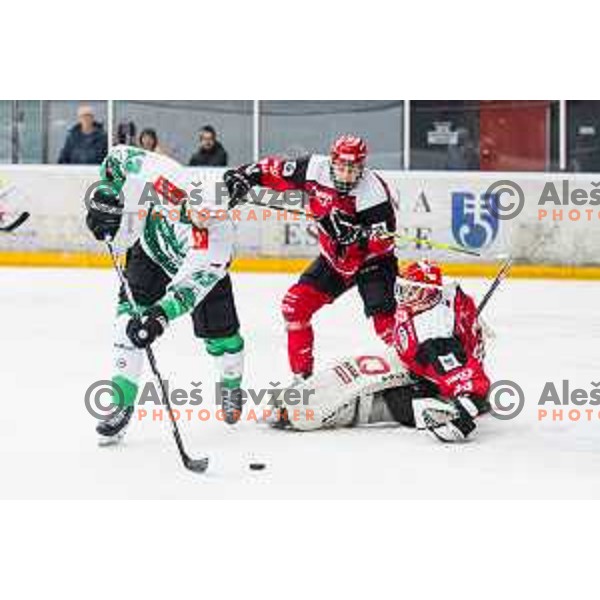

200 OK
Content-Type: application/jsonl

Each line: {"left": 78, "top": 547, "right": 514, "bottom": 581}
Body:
{"left": 1, "top": 165, "right": 600, "bottom": 279}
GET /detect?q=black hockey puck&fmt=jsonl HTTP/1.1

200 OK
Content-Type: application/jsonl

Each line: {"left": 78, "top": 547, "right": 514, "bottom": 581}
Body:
{"left": 249, "top": 462, "right": 266, "bottom": 471}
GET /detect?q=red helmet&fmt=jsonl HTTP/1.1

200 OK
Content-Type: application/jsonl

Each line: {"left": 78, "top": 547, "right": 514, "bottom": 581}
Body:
{"left": 330, "top": 135, "right": 368, "bottom": 165}
{"left": 330, "top": 135, "right": 367, "bottom": 193}
{"left": 400, "top": 260, "right": 443, "bottom": 287}
{"left": 397, "top": 260, "right": 444, "bottom": 311}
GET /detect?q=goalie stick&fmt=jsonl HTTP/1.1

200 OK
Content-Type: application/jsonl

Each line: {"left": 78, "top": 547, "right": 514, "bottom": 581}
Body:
{"left": 0, "top": 211, "right": 30, "bottom": 232}
{"left": 477, "top": 257, "right": 513, "bottom": 316}
{"left": 106, "top": 240, "right": 209, "bottom": 474}
{"left": 477, "top": 225, "right": 560, "bottom": 315}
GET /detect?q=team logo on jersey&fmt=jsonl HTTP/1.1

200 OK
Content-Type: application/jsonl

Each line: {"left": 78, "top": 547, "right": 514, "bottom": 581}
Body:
{"left": 438, "top": 352, "right": 462, "bottom": 373}
{"left": 313, "top": 187, "right": 334, "bottom": 207}
{"left": 355, "top": 356, "right": 390, "bottom": 375}
{"left": 451, "top": 191, "right": 499, "bottom": 250}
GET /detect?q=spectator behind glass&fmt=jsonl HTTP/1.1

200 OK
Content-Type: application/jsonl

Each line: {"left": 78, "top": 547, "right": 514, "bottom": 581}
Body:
{"left": 189, "top": 125, "right": 228, "bottom": 166}
{"left": 58, "top": 104, "right": 108, "bottom": 164}
{"left": 116, "top": 121, "right": 137, "bottom": 146}
{"left": 139, "top": 128, "right": 168, "bottom": 155}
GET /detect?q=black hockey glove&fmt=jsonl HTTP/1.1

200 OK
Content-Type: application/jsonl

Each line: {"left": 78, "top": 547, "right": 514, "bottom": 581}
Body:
{"left": 86, "top": 187, "right": 123, "bottom": 241}
{"left": 223, "top": 166, "right": 260, "bottom": 209}
{"left": 318, "top": 208, "right": 368, "bottom": 250}
{"left": 126, "top": 306, "right": 168, "bottom": 349}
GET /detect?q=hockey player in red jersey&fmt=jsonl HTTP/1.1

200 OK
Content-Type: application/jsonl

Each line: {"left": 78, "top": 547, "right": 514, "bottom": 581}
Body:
{"left": 275, "top": 260, "right": 491, "bottom": 442}
{"left": 224, "top": 135, "right": 397, "bottom": 380}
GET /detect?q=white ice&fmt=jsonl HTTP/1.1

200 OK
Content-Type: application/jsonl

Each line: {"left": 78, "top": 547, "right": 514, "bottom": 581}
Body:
{"left": 1, "top": 267, "right": 600, "bottom": 499}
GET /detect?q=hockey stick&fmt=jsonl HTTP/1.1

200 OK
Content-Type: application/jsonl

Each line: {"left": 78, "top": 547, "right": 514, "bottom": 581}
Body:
{"left": 476, "top": 224, "right": 559, "bottom": 315}
{"left": 0, "top": 211, "right": 30, "bottom": 232}
{"left": 242, "top": 199, "right": 480, "bottom": 257}
{"left": 382, "top": 231, "right": 481, "bottom": 257}
{"left": 106, "top": 240, "right": 209, "bottom": 473}
{"left": 477, "top": 257, "right": 513, "bottom": 316}
{"left": 243, "top": 199, "right": 312, "bottom": 218}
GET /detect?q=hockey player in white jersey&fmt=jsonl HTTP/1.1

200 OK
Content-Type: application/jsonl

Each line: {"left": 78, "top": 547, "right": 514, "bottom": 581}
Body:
{"left": 275, "top": 261, "right": 491, "bottom": 442}
{"left": 85, "top": 145, "right": 244, "bottom": 443}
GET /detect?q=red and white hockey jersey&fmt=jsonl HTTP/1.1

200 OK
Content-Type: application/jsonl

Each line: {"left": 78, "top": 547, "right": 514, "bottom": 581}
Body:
{"left": 392, "top": 284, "right": 490, "bottom": 401}
{"left": 247, "top": 154, "right": 396, "bottom": 278}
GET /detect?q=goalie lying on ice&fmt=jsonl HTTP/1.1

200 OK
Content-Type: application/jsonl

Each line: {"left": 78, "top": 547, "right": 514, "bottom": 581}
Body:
{"left": 275, "top": 260, "right": 492, "bottom": 442}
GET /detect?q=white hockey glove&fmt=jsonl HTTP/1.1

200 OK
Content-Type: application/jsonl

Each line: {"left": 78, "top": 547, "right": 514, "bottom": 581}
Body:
{"left": 418, "top": 395, "right": 479, "bottom": 443}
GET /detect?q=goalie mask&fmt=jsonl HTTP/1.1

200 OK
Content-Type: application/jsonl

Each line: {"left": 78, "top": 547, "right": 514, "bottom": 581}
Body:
{"left": 397, "top": 260, "right": 444, "bottom": 313}
{"left": 329, "top": 135, "right": 367, "bottom": 194}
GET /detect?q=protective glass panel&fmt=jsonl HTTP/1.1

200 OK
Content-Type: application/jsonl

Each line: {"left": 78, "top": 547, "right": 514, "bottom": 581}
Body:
{"left": 48, "top": 100, "right": 108, "bottom": 164}
{"left": 567, "top": 101, "right": 600, "bottom": 172}
{"left": 411, "top": 100, "right": 559, "bottom": 171}
{"left": 260, "top": 101, "right": 404, "bottom": 170}
{"left": 113, "top": 101, "right": 253, "bottom": 166}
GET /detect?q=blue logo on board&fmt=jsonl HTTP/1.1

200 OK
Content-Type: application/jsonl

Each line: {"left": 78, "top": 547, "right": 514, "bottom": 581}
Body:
{"left": 451, "top": 191, "right": 499, "bottom": 250}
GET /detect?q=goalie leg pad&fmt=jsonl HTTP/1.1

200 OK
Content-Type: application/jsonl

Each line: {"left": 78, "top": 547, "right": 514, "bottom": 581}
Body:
{"left": 283, "top": 368, "right": 359, "bottom": 431}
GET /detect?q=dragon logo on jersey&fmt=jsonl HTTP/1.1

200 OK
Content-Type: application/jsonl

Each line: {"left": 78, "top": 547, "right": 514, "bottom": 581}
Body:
{"left": 100, "top": 146, "right": 145, "bottom": 192}
{"left": 451, "top": 191, "right": 499, "bottom": 250}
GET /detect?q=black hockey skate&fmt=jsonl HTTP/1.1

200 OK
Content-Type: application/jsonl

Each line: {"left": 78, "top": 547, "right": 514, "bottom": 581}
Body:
{"left": 221, "top": 387, "right": 243, "bottom": 425}
{"left": 97, "top": 406, "right": 134, "bottom": 445}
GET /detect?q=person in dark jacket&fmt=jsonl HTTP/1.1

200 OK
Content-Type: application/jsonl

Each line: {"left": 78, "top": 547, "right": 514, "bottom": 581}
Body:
{"left": 188, "top": 125, "right": 228, "bottom": 166}
{"left": 58, "top": 105, "right": 108, "bottom": 164}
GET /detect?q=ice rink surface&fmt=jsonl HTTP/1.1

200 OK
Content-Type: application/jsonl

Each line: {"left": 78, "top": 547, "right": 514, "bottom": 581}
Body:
{"left": 1, "top": 266, "right": 599, "bottom": 499}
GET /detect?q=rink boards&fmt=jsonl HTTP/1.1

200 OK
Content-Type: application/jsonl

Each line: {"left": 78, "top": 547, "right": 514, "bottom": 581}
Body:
{"left": 1, "top": 165, "right": 599, "bottom": 278}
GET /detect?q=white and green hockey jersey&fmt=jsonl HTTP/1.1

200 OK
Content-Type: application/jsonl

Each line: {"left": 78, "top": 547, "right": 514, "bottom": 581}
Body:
{"left": 100, "top": 145, "right": 234, "bottom": 321}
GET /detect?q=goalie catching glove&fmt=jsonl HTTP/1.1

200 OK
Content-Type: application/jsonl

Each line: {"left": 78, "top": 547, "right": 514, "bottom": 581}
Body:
{"left": 420, "top": 395, "right": 481, "bottom": 443}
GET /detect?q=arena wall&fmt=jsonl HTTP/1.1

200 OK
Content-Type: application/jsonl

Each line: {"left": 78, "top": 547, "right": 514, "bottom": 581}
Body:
{"left": 1, "top": 165, "right": 598, "bottom": 278}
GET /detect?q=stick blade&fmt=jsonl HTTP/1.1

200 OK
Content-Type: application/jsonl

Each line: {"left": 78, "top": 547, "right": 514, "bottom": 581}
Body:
{"left": 0, "top": 211, "right": 30, "bottom": 232}
{"left": 184, "top": 456, "right": 209, "bottom": 473}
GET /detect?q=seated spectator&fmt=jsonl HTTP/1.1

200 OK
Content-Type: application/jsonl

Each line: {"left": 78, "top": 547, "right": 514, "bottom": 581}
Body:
{"left": 116, "top": 121, "right": 137, "bottom": 146}
{"left": 139, "top": 128, "right": 168, "bottom": 155}
{"left": 189, "top": 125, "right": 228, "bottom": 166}
{"left": 58, "top": 104, "right": 108, "bottom": 164}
